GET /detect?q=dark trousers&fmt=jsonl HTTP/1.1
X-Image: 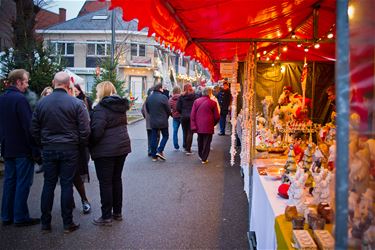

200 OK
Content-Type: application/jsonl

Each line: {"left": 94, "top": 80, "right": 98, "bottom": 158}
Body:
{"left": 147, "top": 129, "right": 160, "bottom": 155}
{"left": 150, "top": 128, "right": 169, "bottom": 157}
{"left": 197, "top": 133, "right": 213, "bottom": 161}
{"left": 94, "top": 154, "right": 127, "bottom": 219}
{"left": 219, "top": 110, "right": 229, "bottom": 134}
{"left": 1, "top": 157, "right": 34, "bottom": 223}
{"left": 180, "top": 117, "right": 193, "bottom": 152}
{"left": 41, "top": 150, "right": 78, "bottom": 227}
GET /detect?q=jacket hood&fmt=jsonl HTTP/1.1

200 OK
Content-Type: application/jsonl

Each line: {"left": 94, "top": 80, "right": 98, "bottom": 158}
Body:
{"left": 171, "top": 94, "right": 180, "bottom": 101}
{"left": 100, "top": 95, "right": 129, "bottom": 113}
{"left": 181, "top": 93, "right": 196, "bottom": 101}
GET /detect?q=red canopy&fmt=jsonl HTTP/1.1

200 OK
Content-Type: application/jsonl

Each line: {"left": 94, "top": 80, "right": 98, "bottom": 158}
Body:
{"left": 106, "top": 0, "right": 336, "bottom": 78}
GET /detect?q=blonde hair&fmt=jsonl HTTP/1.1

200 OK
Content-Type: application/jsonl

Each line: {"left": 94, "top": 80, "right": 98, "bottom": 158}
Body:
{"left": 40, "top": 86, "right": 53, "bottom": 97}
{"left": 96, "top": 81, "right": 117, "bottom": 102}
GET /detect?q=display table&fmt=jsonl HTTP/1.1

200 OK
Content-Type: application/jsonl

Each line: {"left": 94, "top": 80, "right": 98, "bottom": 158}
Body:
{"left": 275, "top": 214, "right": 334, "bottom": 250}
{"left": 249, "top": 157, "right": 287, "bottom": 249}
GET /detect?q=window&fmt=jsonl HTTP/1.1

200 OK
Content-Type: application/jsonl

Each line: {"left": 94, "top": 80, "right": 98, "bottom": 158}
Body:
{"left": 51, "top": 42, "right": 74, "bottom": 56}
{"left": 130, "top": 43, "right": 146, "bottom": 58}
{"left": 86, "top": 42, "right": 111, "bottom": 57}
{"left": 49, "top": 42, "right": 74, "bottom": 67}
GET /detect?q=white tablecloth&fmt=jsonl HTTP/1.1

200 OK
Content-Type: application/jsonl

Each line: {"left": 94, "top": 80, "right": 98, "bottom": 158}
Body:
{"left": 248, "top": 158, "right": 288, "bottom": 250}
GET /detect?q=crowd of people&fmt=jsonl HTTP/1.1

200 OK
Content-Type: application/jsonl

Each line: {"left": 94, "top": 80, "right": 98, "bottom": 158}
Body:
{"left": 0, "top": 68, "right": 231, "bottom": 234}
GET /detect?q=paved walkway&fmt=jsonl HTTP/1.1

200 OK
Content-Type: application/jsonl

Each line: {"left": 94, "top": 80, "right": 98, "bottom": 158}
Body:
{"left": 0, "top": 119, "right": 249, "bottom": 249}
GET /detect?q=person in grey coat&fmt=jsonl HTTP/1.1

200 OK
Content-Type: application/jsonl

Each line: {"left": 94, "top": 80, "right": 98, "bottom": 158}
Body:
{"left": 145, "top": 83, "right": 171, "bottom": 161}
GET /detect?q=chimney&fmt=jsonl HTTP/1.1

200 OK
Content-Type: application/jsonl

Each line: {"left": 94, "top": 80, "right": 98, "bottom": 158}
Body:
{"left": 59, "top": 8, "right": 66, "bottom": 22}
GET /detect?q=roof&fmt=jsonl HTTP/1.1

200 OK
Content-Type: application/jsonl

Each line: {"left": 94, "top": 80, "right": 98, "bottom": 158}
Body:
{"left": 105, "top": 0, "right": 336, "bottom": 77}
{"left": 78, "top": 0, "right": 109, "bottom": 17}
{"left": 42, "top": 7, "right": 146, "bottom": 33}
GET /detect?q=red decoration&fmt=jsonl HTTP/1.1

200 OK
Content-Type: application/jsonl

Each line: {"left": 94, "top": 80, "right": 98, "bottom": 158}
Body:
{"left": 278, "top": 183, "right": 290, "bottom": 199}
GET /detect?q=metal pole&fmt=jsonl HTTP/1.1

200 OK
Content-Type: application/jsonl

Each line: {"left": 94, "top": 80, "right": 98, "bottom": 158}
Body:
{"left": 335, "top": 1, "right": 349, "bottom": 249}
{"left": 111, "top": 9, "right": 116, "bottom": 66}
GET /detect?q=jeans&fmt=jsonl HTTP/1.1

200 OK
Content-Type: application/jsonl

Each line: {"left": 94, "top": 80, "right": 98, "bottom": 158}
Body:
{"left": 150, "top": 128, "right": 169, "bottom": 157}
{"left": 41, "top": 150, "right": 78, "bottom": 227}
{"left": 219, "top": 110, "right": 229, "bottom": 134}
{"left": 94, "top": 154, "right": 127, "bottom": 219}
{"left": 172, "top": 118, "right": 181, "bottom": 149}
{"left": 1, "top": 157, "right": 34, "bottom": 223}
{"left": 180, "top": 117, "right": 193, "bottom": 152}
{"left": 147, "top": 129, "right": 160, "bottom": 155}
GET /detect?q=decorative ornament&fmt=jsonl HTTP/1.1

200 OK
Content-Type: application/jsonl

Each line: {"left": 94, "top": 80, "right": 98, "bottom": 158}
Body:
{"left": 230, "top": 53, "right": 239, "bottom": 166}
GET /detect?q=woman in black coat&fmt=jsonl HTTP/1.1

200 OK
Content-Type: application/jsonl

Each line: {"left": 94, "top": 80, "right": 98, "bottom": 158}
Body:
{"left": 90, "top": 81, "right": 131, "bottom": 226}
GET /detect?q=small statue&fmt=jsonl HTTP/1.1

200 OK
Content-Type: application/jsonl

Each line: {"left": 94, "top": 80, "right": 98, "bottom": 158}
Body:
{"left": 282, "top": 144, "right": 297, "bottom": 183}
{"left": 287, "top": 167, "right": 308, "bottom": 213}
{"left": 319, "top": 169, "right": 332, "bottom": 204}
{"left": 311, "top": 169, "right": 323, "bottom": 205}
{"left": 302, "top": 144, "right": 314, "bottom": 188}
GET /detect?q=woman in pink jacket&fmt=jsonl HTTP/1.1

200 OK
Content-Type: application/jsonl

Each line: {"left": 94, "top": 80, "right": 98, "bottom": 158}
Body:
{"left": 190, "top": 87, "right": 220, "bottom": 164}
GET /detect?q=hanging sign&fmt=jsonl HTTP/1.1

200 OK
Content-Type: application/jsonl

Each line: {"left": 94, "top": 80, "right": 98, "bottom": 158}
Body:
{"left": 220, "top": 63, "right": 233, "bottom": 78}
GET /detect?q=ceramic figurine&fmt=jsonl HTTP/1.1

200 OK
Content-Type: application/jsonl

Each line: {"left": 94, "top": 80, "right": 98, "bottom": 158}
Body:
{"left": 302, "top": 144, "right": 314, "bottom": 188}
{"left": 287, "top": 167, "right": 308, "bottom": 213}
{"left": 319, "top": 169, "right": 332, "bottom": 204}
{"left": 312, "top": 170, "right": 323, "bottom": 205}
{"left": 282, "top": 144, "right": 297, "bottom": 183}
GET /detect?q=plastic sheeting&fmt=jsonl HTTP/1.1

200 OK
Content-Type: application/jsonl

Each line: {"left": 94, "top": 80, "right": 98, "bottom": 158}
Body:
{"left": 105, "top": 0, "right": 336, "bottom": 78}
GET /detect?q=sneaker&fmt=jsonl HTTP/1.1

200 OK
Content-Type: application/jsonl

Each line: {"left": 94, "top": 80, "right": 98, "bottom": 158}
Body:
{"left": 152, "top": 157, "right": 158, "bottom": 162}
{"left": 63, "top": 223, "right": 80, "bottom": 234}
{"left": 112, "top": 213, "right": 123, "bottom": 221}
{"left": 82, "top": 200, "right": 91, "bottom": 214}
{"left": 14, "top": 218, "right": 40, "bottom": 227}
{"left": 201, "top": 160, "right": 209, "bottom": 164}
{"left": 92, "top": 217, "right": 112, "bottom": 226}
{"left": 218, "top": 133, "right": 225, "bottom": 136}
{"left": 35, "top": 164, "right": 44, "bottom": 174}
{"left": 173, "top": 148, "right": 180, "bottom": 152}
{"left": 156, "top": 152, "right": 166, "bottom": 161}
{"left": 185, "top": 151, "right": 193, "bottom": 155}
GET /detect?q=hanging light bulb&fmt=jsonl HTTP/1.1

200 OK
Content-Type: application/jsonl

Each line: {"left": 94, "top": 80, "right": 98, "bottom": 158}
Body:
{"left": 271, "top": 62, "right": 275, "bottom": 67}
{"left": 276, "top": 56, "right": 280, "bottom": 60}
{"left": 304, "top": 47, "right": 309, "bottom": 52}
{"left": 327, "top": 32, "right": 334, "bottom": 39}
{"left": 314, "top": 43, "right": 320, "bottom": 49}
{"left": 297, "top": 43, "right": 302, "bottom": 48}
{"left": 263, "top": 51, "right": 267, "bottom": 55}
{"left": 282, "top": 46, "right": 288, "bottom": 52}
{"left": 280, "top": 65, "right": 286, "bottom": 73}
{"left": 266, "top": 57, "right": 270, "bottom": 61}
{"left": 257, "top": 53, "right": 260, "bottom": 58}
{"left": 291, "top": 32, "right": 296, "bottom": 39}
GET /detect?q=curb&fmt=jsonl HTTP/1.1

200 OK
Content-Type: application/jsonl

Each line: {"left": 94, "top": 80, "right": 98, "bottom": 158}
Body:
{"left": 128, "top": 117, "right": 144, "bottom": 125}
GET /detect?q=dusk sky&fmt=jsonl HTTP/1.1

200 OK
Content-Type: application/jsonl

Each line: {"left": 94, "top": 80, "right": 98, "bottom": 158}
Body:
{"left": 45, "top": 0, "right": 86, "bottom": 20}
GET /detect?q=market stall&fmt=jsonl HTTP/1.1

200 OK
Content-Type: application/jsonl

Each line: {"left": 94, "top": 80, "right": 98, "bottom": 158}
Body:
{"left": 102, "top": 0, "right": 374, "bottom": 248}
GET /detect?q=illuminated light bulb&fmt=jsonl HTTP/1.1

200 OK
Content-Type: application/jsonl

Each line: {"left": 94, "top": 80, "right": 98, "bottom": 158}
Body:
{"left": 266, "top": 57, "right": 270, "bottom": 61}
{"left": 314, "top": 43, "right": 320, "bottom": 49}
{"left": 327, "top": 32, "right": 334, "bottom": 39}
{"left": 348, "top": 5, "right": 354, "bottom": 19}
{"left": 280, "top": 65, "right": 286, "bottom": 73}
{"left": 304, "top": 47, "right": 309, "bottom": 52}
{"left": 297, "top": 43, "right": 302, "bottom": 48}
{"left": 263, "top": 51, "right": 267, "bottom": 55}
{"left": 291, "top": 31, "right": 296, "bottom": 39}
{"left": 288, "top": 27, "right": 292, "bottom": 32}
{"left": 282, "top": 46, "right": 288, "bottom": 52}
{"left": 276, "top": 56, "right": 280, "bottom": 60}
{"left": 257, "top": 53, "right": 260, "bottom": 57}
{"left": 272, "top": 63, "right": 275, "bottom": 66}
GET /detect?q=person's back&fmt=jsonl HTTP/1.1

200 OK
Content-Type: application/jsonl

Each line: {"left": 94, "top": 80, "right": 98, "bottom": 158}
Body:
{"left": 31, "top": 71, "right": 90, "bottom": 234}
{"left": 32, "top": 89, "right": 90, "bottom": 149}
{"left": 146, "top": 87, "right": 171, "bottom": 129}
{"left": 191, "top": 95, "right": 220, "bottom": 134}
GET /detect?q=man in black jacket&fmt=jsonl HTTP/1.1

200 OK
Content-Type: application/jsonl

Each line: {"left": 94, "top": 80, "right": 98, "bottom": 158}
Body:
{"left": 146, "top": 83, "right": 172, "bottom": 161}
{"left": 217, "top": 81, "right": 232, "bottom": 135}
{"left": 31, "top": 71, "right": 90, "bottom": 233}
{"left": 0, "top": 69, "right": 41, "bottom": 227}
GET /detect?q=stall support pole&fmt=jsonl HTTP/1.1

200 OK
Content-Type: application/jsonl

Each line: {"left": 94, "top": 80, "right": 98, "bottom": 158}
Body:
{"left": 311, "top": 62, "right": 316, "bottom": 121}
{"left": 335, "top": 1, "right": 349, "bottom": 249}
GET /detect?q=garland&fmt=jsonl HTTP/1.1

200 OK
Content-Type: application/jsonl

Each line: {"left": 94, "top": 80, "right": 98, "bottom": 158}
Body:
{"left": 230, "top": 54, "right": 239, "bottom": 166}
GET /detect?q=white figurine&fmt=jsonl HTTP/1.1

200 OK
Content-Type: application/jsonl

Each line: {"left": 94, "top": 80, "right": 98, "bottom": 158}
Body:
{"left": 312, "top": 169, "right": 323, "bottom": 205}
{"left": 287, "top": 167, "right": 308, "bottom": 213}
{"left": 319, "top": 169, "right": 332, "bottom": 204}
